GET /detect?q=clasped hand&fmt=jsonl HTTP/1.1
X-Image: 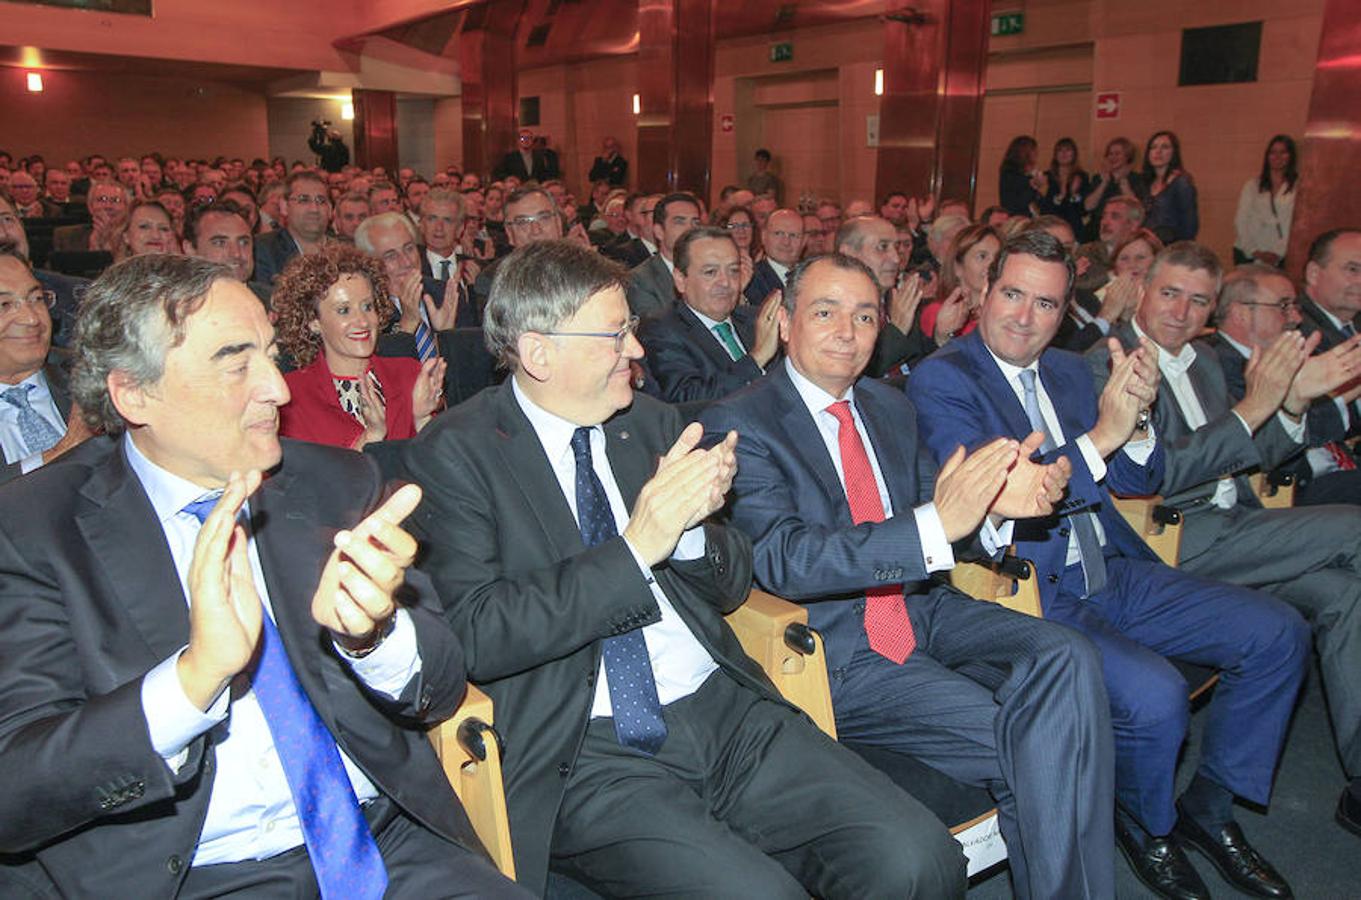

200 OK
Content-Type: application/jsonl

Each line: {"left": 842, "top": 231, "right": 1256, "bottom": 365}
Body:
{"left": 933, "top": 433, "right": 1072, "bottom": 542}
{"left": 625, "top": 422, "right": 737, "bottom": 566}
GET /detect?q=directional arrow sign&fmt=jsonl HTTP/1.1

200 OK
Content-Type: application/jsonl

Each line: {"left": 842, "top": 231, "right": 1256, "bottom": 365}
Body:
{"left": 1095, "top": 92, "right": 1121, "bottom": 120}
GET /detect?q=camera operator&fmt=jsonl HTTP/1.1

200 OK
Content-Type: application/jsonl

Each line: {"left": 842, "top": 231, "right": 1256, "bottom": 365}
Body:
{"left": 309, "top": 120, "right": 350, "bottom": 173}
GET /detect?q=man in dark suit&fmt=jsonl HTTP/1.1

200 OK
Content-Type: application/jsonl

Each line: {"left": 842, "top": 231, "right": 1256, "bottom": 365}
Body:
{"left": 743, "top": 208, "right": 804, "bottom": 306}
{"left": 639, "top": 226, "right": 781, "bottom": 406}
{"left": 254, "top": 171, "right": 332, "bottom": 286}
{"left": 587, "top": 136, "right": 628, "bottom": 186}
{"left": 493, "top": 129, "right": 553, "bottom": 182}
{"left": 402, "top": 239, "right": 966, "bottom": 898}
{"left": 704, "top": 252, "right": 1118, "bottom": 899}
{"left": 1210, "top": 262, "right": 1361, "bottom": 505}
{"left": 1090, "top": 239, "right": 1361, "bottom": 848}
{"left": 626, "top": 192, "right": 702, "bottom": 320}
{"left": 416, "top": 189, "right": 466, "bottom": 288}
{"left": 914, "top": 233, "right": 1310, "bottom": 899}
{"left": 0, "top": 249, "right": 93, "bottom": 485}
{"left": 1, "top": 194, "right": 90, "bottom": 346}
{"left": 52, "top": 181, "right": 126, "bottom": 253}
{"left": 184, "top": 200, "right": 274, "bottom": 310}
{"left": 601, "top": 192, "right": 657, "bottom": 269}
{"left": 0, "top": 255, "right": 524, "bottom": 898}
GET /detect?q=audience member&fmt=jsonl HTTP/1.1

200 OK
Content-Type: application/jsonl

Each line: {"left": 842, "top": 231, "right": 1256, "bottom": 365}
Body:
{"left": 1060, "top": 225, "right": 1163, "bottom": 352}
{"left": 743, "top": 208, "right": 804, "bottom": 305}
{"left": 627, "top": 191, "right": 702, "bottom": 319}
{"left": 219, "top": 184, "right": 259, "bottom": 233}
{"left": 111, "top": 200, "right": 176, "bottom": 262}
{"left": 417, "top": 189, "right": 467, "bottom": 286}
{"left": 600, "top": 192, "right": 656, "bottom": 267}
{"left": 751, "top": 194, "right": 778, "bottom": 231}
{"left": 638, "top": 225, "right": 781, "bottom": 405}
{"left": 0, "top": 247, "right": 91, "bottom": 483}
{"left": 703, "top": 251, "right": 1113, "bottom": 899}
{"left": 1083, "top": 137, "right": 1148, "bottom": 242}
{"left": 921, "top": 223, "right": 1000, "bottom": 340}
{"left": 42, "top": 169, "right": 72, "bottom": 211}
{"left": 254, "top": 171, "right": 331, "bottom": 285}
{"left": 1076, "top": 194, "right": 1146, "bottom": 290}
{"left": 1036, "top": 137, "right": 1090, "bottom": 235}
{"left": 368, "top": 180, "right": 402, "bottom": 216}
{"left": 912, "top": 231, "right": 1309, "bottom": 900}
{"left": 403, "top": 238, "right": 963, "bottom": 897}
{"left": 274, "top": 245, "right": 445, "bottom": 450}
{"left": 746, "top": 148, "right": 782, "bottom": 202}
{"left": 587, "top": 136, "right": 628, "bottom": 187}
{"left": 801, "top": 213, "right": 828, "bottom": 257}
{"left": 494, "top": 129, "right": 553, "bottom": 182}
{"left": 1089, "top": 241, "right": 1361, "bottom": 847}
{"left": 0, "top": 196, "right": 89, "bottom": 344}
{"left": 404, "top": 177, "right": 431, "bottom": 224}
{"left": 184, "top": 199, "right": 269, "bottom": 306}
{"left": 1142, "top": 131, "right": 1199, "bottom": 242}
{"left": 472, "top": 186, "right": 568, "bottom": 307}
{"left": 52, "top": 181, "right": 127, "bottom": 252}
{"left": 1234, "top": 134, "right": 1298, "bottom": 267}
{"left": 7, "top": 172, "right": 46, "bottom": 219}
{"left": 998, "top": 135, "right": 1043, "bottom": 217}
{"left": 332, "top": 190, "right": 370, "bottom": 242}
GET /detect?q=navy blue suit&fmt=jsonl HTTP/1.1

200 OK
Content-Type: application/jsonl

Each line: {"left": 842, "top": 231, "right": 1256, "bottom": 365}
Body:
{"left": 637, "top": 302, "right": 766, "bottom": 406}
{"left": 742, "top": 259, "right": 784, "bottom": 306}
{"left": 910, "top": 332, "right": 1309, "bottom": 836}
{"left": 702, "top": 362, "right": 1115, "bottom": 899}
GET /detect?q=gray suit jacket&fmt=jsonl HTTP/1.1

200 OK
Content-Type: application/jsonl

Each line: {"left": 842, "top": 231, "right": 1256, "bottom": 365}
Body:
{"left": 1087, "top": 325, "right": 1303, "bottom": 558}
{"left": 626, "top": 253, "right": 677, "bottom": 320}
{"left": 0, "top": 356, "right": 72, "bottom": 485}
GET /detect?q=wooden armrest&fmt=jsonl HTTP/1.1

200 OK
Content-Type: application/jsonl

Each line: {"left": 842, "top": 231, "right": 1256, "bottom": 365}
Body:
{"left": 725, "top": 589, "right": 838, "bottom": 739}
{"left": 950, "top": 554, "right": 1043, "bottom": 618}
{"left": 1249, "top": 471, "right": 1295, "bottom": 509}
{"left": 1111, "top": 494, "right": 1183, "bottom": 566}
{"left": 429, "top": 685, "right": 516, "bottom": 879}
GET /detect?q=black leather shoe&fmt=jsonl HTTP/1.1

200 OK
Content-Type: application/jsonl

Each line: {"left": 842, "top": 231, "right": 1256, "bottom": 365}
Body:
{"left": 1338, "top": 788, "right": 1361, "bottom": 837}
{"left": 1173, "top": 808, "right": 1292, "bottom": 898}
{"left": 1115, "top": 820, "right": 1209, "bottom": 900}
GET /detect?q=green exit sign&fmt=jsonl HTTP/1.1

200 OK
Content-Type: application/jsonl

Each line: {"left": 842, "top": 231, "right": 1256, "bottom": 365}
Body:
{"left": 770, "top": 42, "right": 794, "bottom": 63}
{"left": 991, "top": 11, "right": 1024, "bottom": 36}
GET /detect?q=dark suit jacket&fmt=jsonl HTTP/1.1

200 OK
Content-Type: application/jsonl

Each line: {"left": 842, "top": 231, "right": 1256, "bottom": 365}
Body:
{"left": 626, "top": 253, "right": 678, "bottom": 320}
{"left": 742, "top": 259, "right": 785, "bottom": 306}
{"left": 865, "top": 287, "right": 938, "bottom": 379}
{"left": 50, "top": 224, "right": 92, "bottom": 253}
{"left": 407, "top": 266, "right": 482, "bottom": 329}
{"left": 493, "top": 150, "right": 553, "bottom": 183}
{"left": 402, "top": 384, "right": 775, "bottom": 894}
{"left": 0, "top": 355, "right": 72, "bottom": 485}
{"left": 1297, "top": 294, "right": 1361, "bottom": 435}
{"left": 0, "top": 437, "right": 480, "bottom": 898}
{"left": 252, "top": 228, "right": 300, "bottom": 286}
{"left": 588, "top": 154, "right": 628, "bottom": 187}
{"left": 34, "top": 269, "right": 89, "bottom": 347}
{"left": 1087, "top": 325, "right": 1301, "bottom": 557}
{"left": 1053, "top": 288, "right": 1110, "bottom": 353}
{"left": 910, "top": 331, "right": 1164, "bottom": 608}
{"left": 602, "top": 235, "right": 651, "bottom": 269}
{"left": 638, "top": 302, "right": 765, "bottom": 405}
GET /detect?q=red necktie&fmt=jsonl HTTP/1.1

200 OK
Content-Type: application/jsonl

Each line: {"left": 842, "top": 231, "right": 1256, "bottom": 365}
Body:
{"left": 1327, "top": 441, "right": 1357, "bottom": 471}
{"left": 826, "top": 400, "right": 917, "bottom": 664}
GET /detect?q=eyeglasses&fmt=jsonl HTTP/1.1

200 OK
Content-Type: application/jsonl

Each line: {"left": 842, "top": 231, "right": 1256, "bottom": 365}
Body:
{"left": 1239, "top": 300, "right": 1298, "bottom": 314}
{"left": 288, "top": 194, "right": 330, "bottom": 206}
{"left": 769, "top": 230, "right": 804, "bottom": 241}
{"left": 0, "top": 289, "right": 56, "bottom": 318}
{"left": 508, "top": 211, "right": 558, "bottom": 229}
{"left": 724, "top": 222, "right": 752, "bottom": 232}
{"left": 543, "top": 315, "right": 640, "bottom": 353}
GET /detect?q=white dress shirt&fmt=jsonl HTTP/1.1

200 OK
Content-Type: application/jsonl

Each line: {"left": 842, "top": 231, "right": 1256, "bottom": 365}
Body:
{"left": 511, "top": 378, "right": 718, "bottom": 717}
{"left": 986, "top": 349, "right": 1156, "bottom": 563}
{"left": 425, "top": 247, "right": 458, "bottom": 281}
{"left": 768, "top": 259, "right": 791, "bottom": 286}
{"left": 784, "top": 359, "right": 1011, "bottom": 571}
{"left": 0, "top": 370, "right": 65, "bottom": 474}
{"left": 128, "top": 436, "right": 421, "bottom": 865}
{"left": 1134, "top": 321, "right": 1303, "bottom": 510}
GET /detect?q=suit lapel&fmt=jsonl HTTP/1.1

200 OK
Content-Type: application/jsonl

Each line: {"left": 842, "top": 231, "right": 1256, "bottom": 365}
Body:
{"left": 492, "top": 383, "right": 587, "bottom": 558}
{"left": 960, "top": 333, "right": 1036, "bottom": 446}
{"left": 1037, "top": 353, "right": 1091, "bottom": 446}
{"left": 604, "top": 408, "right": 652, "bottom": 510}
{"left": 75, "top": 445, "right": 190, "bottom": 661}
{"left": 771, "top": 366, "right": 851, "bottom": 522}
{"left": 679, "top": 304, "right": 739, "bottom": 369}
{"left": 854, "top": 386, "right": 919, "bottom": 511}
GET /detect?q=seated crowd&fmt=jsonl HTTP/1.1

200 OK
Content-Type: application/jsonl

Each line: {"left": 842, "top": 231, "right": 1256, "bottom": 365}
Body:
{"left": 0, "top": 137, "right": 1359, "bottom": 900}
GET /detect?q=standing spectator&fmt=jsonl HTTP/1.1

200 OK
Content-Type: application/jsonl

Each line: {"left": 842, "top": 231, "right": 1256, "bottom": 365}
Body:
{"left": 1037, "top": 137, "right": 1090, "bottom": 235}
{"left": 308, "top": 123, "right": 350, "bottom": 173}
{"left": 532, "top": 135, "right": 562, "bottom": 180}
{"left": 746, "top": 148, "right": 782, "bottom": 203}
{"left": 494, "top": 129, "right": 553, "bottom": 182}
{"left": 1082, "top": 137, "right": 1148, "bottom": 241}
{"left": 1234, "top": 134, "right": 1298, "bottom": 267}
{"left": 1142, "top": 130, "right": 1199, "bottom": 242}
{"left": 998, "top": 135, "right": 1043, "bottom": 217}
{"left": 587, "top": 135, "right": 628, "bottom": 187}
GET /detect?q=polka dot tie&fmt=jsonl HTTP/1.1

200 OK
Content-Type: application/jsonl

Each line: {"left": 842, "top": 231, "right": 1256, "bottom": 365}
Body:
{"left": 571, "top": 427, "right": 668, "bottom": 755}
{"left": 825, "top": 401, "right": 917, "bottom": 664}
{"left": 181, "top": 497, "right": 388, "bottom": 899}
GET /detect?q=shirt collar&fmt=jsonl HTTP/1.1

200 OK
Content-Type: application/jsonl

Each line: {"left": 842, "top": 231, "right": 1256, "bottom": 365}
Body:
{"left": 122, "top": 433, "right": 224, "bottom": 526}
{"left": 3, "top": 369, "right": 51, "bottom": 401}
{"left": 511, "top": 375, "right": 597, "bottom": 466}
{"left": 768, "top": 259, "right": 791, "bottom": 283}
{"left": 1218, "top": 331, "right": 1252, "bottom": 359}
{"left": 982, "top": 344, "right": 1039, "bottom": 388}
{"left": 1133, "top": 319, "right": 1196, "bottom": 376}
{"left": 426, "top": 247, "right": 458, "bottom": 266}
{"left": 688, "top": 305, "right": 731, "bottom": 332}
{"left": 1310, "top": 295, "right": 1352, "bottom": 334}
{"left": 784, "top": 357, "right": 855, "bottom": 418}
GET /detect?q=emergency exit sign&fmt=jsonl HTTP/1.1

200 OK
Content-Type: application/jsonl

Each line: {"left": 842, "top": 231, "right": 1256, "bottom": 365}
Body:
{"left": 770, "top": 42, "right": 794, "bottom": 63}
{"left": 991, "top": 11, "right": 1024, "bottom": 36}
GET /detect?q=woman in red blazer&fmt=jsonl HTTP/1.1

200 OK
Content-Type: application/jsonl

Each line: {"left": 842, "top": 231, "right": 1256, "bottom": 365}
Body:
{"left": 273, "top": 245, "right": 446, "bottom": 449}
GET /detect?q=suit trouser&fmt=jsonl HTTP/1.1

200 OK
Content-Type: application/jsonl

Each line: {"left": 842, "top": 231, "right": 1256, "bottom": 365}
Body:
{"left": 1179, "top": 503, "right": 1361, "bottom": 778}
{"left": 176, "top": 798, "right": 530, "bottom": 899}
{"left": 1044, "top": 556, "right": 1309, "bottom": 836}
{"left": 829, "top": 587, "right": 1115, "bottom": 900}
{"left": 549, "top": 670, "right": 965, "bottom": 900}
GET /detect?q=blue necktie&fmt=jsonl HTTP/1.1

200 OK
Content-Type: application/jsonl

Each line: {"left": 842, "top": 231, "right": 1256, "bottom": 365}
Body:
{"left": 181, "top": 497, "right": 388, "bottom": 899}
{"left": 570, "top": 427, "right": 669, "bottom": 755}
{"left": 3, "top": 385, "right": 62, "bottom": 455}
{"left": 1018, "top": 370, "right": 1108, "bottom": 597}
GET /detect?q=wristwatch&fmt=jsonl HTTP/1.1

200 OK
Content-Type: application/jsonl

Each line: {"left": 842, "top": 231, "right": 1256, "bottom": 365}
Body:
{"left": 338, "top": 613, "right": 397, "bottom": 659}
{"left": 1134, "top": 408, "right": 1151, "bottom": 433}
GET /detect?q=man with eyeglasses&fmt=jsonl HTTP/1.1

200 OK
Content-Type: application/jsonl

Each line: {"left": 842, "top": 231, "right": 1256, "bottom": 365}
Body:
{"left": 0, "top": 247, "right": 92, "bottom": 484}
{"left": 601, "top": 192, "right": 658, "bottom": 269}
{"left": 0, "top": 195, "right": 89, "bottom": 347}
{"left": 1090, "top": 240, "right": 1361, "bottom": 852}
{"left": 744, "top": 208, "right": 805, "bottom": 306}
{"left": 401, "top": 238, "right": 964, "bottom": 898}
{"left": 53, "top": 181, "right": 129, "bottom": 253}
{"left": 626, "top": 192, "right": 703, "bottom": 320}
{"left": 254, "top": 171, "right": 332, "bottom": 286}
{"left": 471, "top": 187, "right": 568, "bottom": 309}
